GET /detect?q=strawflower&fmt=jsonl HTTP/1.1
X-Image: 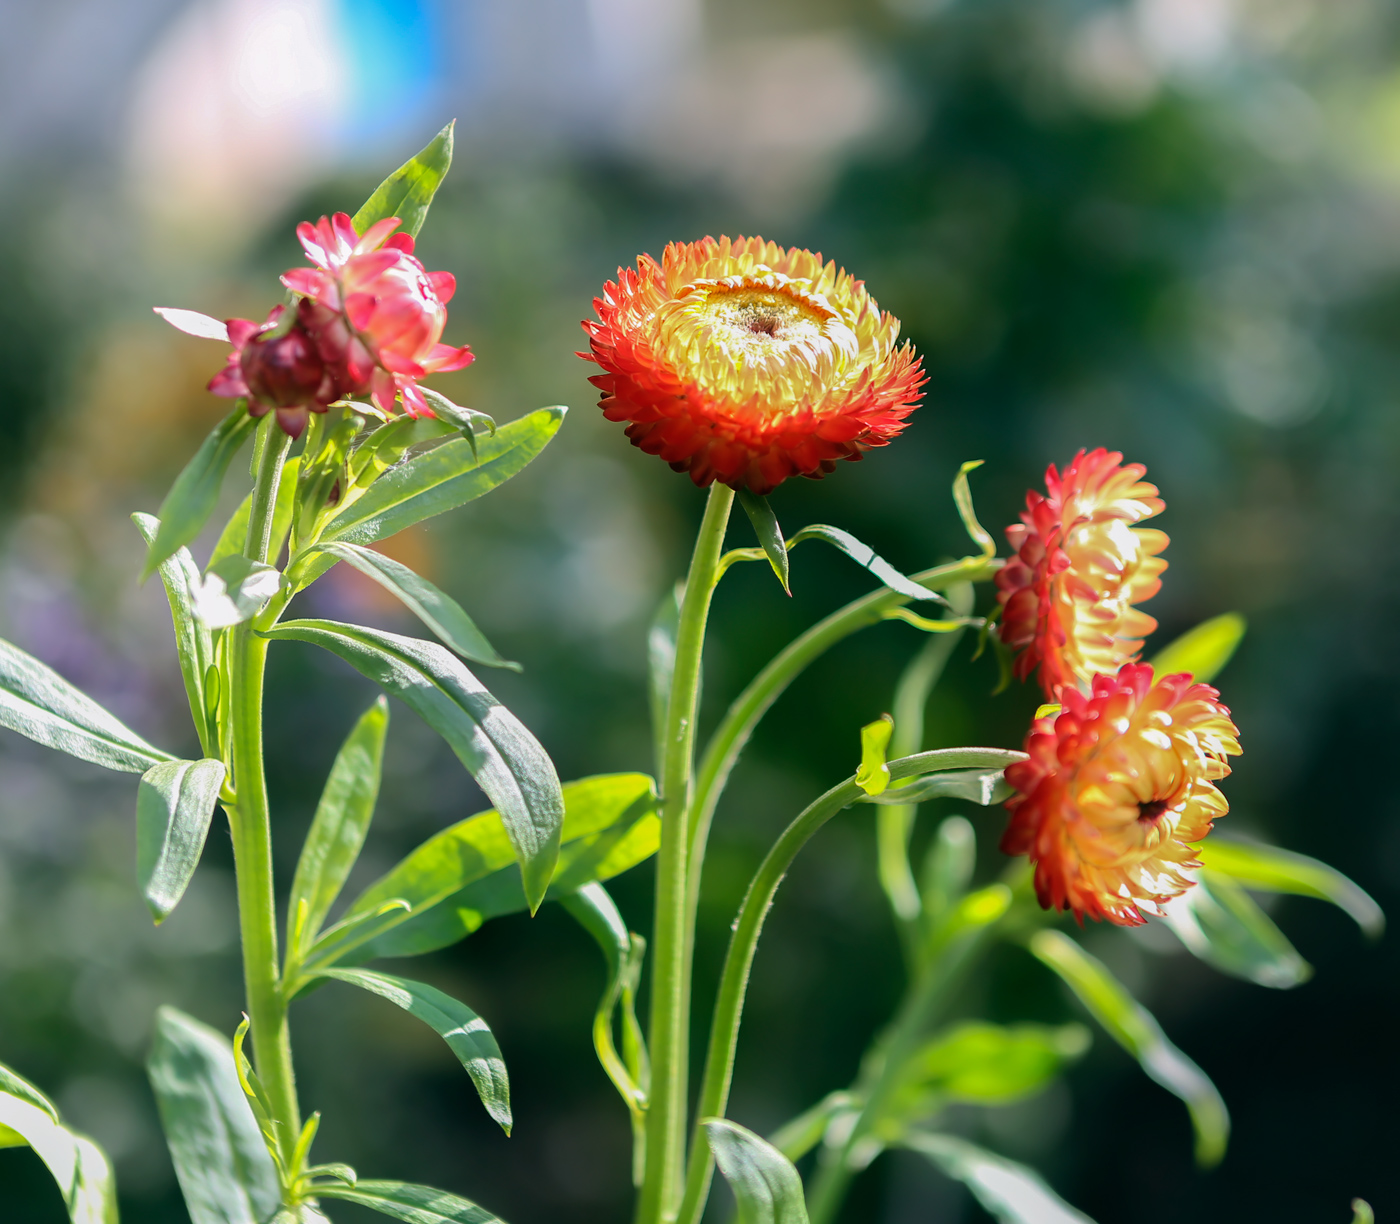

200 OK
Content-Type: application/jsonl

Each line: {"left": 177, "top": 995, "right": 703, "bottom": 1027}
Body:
{"left": 580, "top": 236, "right": 925, "bottom": 494}
{"left": 996, "top": 448, "right": 1169, "bottom": 700}
{"left": 1001, "top": 663, "right": 1241, "bottom": 926}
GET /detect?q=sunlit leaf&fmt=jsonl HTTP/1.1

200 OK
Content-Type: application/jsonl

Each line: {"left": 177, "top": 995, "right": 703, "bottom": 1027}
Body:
{"left": 703, "top": 1118, "right": 809, "bottom": 1224}
{"left": 143, "top": 403, "right": 257, "bottom": 579}
{"left": 137, "top": 757, "right": 226, "bottom": 923}
{"left": 902, "top": 1132, "right": 1096, "bottom": 1224}
{"left": 1148, "top": 613, "right": 1246, "bottom": 684}
{"left": 1163, "top": 872, "right": 1311, "bottom": 988}
{"left": 315, "top": 967, "right": 511, "bottom": 1132}
{"left": 316, "top": 1179, "right": 505, "bottom": 1224}
{"left": 287, "top": 697, "right": 389, "bottom": 957}
{"left": 146, "top": 1007, "right": 281, "bottom": 1224}
{"left": 739, "top": 490, "right": 790, "bottom": 594}
{"left": 647, "top": 584, "right": 682, "bottom": 778}
{"left": 1198, "top": 839, "right": 1384, "bottom": 938}
{"left": 856, "top": 714, "right": 893, "bottom": 795}
{"left": 858, "top": 767, "right": 1011, "bottom": 807}
{"left": 0, "top": 636, "right": 170, "bottom": 772}
{"left": 133, "top": 512, "right": 216, "bottom": 753}
{"left": 263, "top": 619, "right": 563, "bottom": 912}
{"left": 352, "top": 121, "right": 454, "bottom": 240}
{"left": 193, "top": 556, "right": 281, "bottom": 629}
{"left": 952, "top": 460, "right": 997, "bottom": 559}
{"left": 0, "top": 1080, "right": 117, "bottom": 1224}
{"left": 310, "top": 542, "right": 519, "bottom": 670}
{"left": 1352, "top": 1200, "right": 1374, "bottom": 1224}
{"left": 154, "top": 306, "right": 230, "bottom": 341}
{"left": 787, "top": 524, "right": 949, "bottom": 605}
{"left": 336, "top": 773, "right": 658, "bottom": 961}
{"left": 1028, "top": 930, "right": 1228, "bottom": 1167}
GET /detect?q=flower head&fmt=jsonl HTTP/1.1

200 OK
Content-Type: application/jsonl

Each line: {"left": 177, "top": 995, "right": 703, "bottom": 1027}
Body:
{"left": 996, "top": 449, "right": 1169, "bottom": 700}
{"left": 580, "top": 236, "right": 925, "bottom": 494}
{"left": 1002, "top": 663, "right": 1241, "bottom": 925}
{"left": 282, "top": 211, "right": 473, "bottom": 418}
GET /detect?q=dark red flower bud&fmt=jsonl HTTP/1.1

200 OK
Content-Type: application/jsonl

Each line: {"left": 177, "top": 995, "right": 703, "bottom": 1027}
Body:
{"left": 240, "top": 325, "right": 331, "bottom": 409}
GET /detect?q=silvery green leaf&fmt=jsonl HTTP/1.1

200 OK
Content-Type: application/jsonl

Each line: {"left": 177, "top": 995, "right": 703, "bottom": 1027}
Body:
{"left": 317, "top": 1179, "right": 505, "bottom": 1224}
{"left": 1162, "top": 872, "right": 1311, "bottom": 989}
{"left": 902, "top": 1132, "right": 1095, "bottom": 1224}
{"left": 703, "top": 1118, "right": 809, "bottom": 1224}
{"left": 193, "top": 556, "right": 281, "bottom": 628}
{"left": 137, "top": 758, "right": 227, "bottom": 922}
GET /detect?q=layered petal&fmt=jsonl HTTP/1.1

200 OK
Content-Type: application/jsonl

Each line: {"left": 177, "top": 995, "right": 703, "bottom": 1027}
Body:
{"left": 580, "top": 235, "right": 925, "bottom": 494}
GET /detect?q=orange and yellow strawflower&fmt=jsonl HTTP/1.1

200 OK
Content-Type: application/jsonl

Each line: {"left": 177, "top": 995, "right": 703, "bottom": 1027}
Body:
{"left": 996, "top": 449, "right": 1169, "bottom": 700}
{"left": 580, "top": 236, "right": 925, "bottom": 494}
{"left": 1001, "top": 663, "right": 1241, "bottom": 926}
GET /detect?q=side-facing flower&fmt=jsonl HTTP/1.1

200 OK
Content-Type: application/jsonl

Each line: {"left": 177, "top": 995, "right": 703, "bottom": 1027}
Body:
{"left": 580, "top": 236, "right": 925, "bottom": 494}
{"left": 283, "top": 212, "right": 473, "bottom": 418}
{"left": 996, "top": 448, "right": 1169, "bottom": 700}
{"left": 1002, "top": 663, "right": 1241, "bottom": 926}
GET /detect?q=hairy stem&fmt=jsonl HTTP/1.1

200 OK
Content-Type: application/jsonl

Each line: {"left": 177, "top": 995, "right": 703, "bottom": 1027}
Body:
{"left": 227, "top": 420, "right": 299, "bottom": 1161}
{"left": 637, "top": 482, "right": 734, "bottom": 1224}
{"left": 675, "top": 749, "right": 1015, "bottom": 1224}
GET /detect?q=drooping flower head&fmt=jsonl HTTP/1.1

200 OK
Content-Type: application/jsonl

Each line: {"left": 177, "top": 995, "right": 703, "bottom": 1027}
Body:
{"left": 996, "top": 449, "right": 1169, "bottom": 700}
{"left": 282, "top": 212, "right": 473, "bottom": 418}
{"left": 1001, "top": 663, "right": 1241, "bottom": 926}
{"left": 580, "top": 236, "right": 925, "bottom": 494}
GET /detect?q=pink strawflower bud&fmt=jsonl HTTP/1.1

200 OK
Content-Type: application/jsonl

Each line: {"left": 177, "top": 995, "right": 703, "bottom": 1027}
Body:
{"left": 282, "top": 212, "right": 473, "bottom": 417}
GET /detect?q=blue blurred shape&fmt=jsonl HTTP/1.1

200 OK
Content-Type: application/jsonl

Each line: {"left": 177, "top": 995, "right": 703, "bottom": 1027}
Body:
{"left": 334, "top": 0, "right": 445, "bottom": 140}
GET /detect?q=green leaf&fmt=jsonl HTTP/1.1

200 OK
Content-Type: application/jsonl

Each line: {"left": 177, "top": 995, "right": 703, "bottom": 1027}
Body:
{"left": 703, "top": 1118, "right": 810, "bottom": 1224}
{"left": 263, "top": 619, "right": 562, "bottom": 912}
{"left": 146, "top": 1006, "right": 281, "bottom": 1224}
{"left": 647, "top": 584, "right": 682, "bottom": 778}
{"left": 919, "top": 815, "right": 976, "bottom": 926}
{"left": 885, "top": 1023, "right": 1089, "bottom": 1130}
{"left": 208, "top": 455, "right": 301, "bottom": 574}
{"left": 418, "top": 387, "right": 497, "bottom": 453}
{"left": 901, "top": 1132, "right": 1096, "bottom": 1224}
{"left": 1028, "top": 929, "right": 1228, "bottom": 1167}
{"left": 336, "top": 773, "right": 657, "bottom": 961}
{"left": 856, "top": 715, "right": 893, "bottom": 796}
{"left": 1163, "top": 872, "right": 1311, "bottom": 988}
{"left": 1198, "top": 839, "right": 1384, "bottom": 938}
{"left": 0, "top": 636, "right": 170, "bottom": 772}
{"left": 310, "top": 542, "right": 519, "bottom": 671}
{"left": 787, "top": 524, "right": 950, "bottom": 606}
{"left": 1148, "top": 613, "right": 1246, "bottom": 684}
{"left": 316, "top": 1179, "right": 505, "bottom": 1224}
{"left": 287, "top": 697, "right": 389, "bottom": 957}
{"left": 315, "top": 968, "right": 511, "bottom": 1132}
{"left": 137, "top": 758, "right": 227, "bottom": 923}
{"left": 767, "top": 1092, "right": 857, "bottom": 1163}
{"left": 352, "top": 121, "right": 455, "bottom": 240}
{"left": 143, "top": 403, "right": 257, "bottom": 579}
{"left": 0, "top": 1080, "right": 118, "bottom": 1224}
{"left": 951, "top": 461, "right": 997, "bottom": 559}
{"left": 739, "top": 490, "right": 790, "bottom": 594}
{"left": 133, "top": 513, "right": 216, "bottom": 753}
{"left": 300, "top": 406, "right": 564, "bottom": 585}
{"left": 1352, "top": 1200, "right": 1375, "bottom": 1224}
{"left": 858, "top": 767, "right": 1011, "bottom": 807}
{"left": 193, "top": 555, "right": 281, "bottom": 629}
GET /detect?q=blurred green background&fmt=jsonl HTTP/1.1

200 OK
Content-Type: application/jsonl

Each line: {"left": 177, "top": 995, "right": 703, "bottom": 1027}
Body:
{"left": 0, "top": 0, "right": 1395, "bottom": 1219}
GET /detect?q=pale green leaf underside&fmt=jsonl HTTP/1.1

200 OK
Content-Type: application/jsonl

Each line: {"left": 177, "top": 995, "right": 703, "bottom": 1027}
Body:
{"left": 903, "top": 1131, "right": 1096, "bottom": 1224}
{"left": 137, "top": 757, "right": 227, "bottom": 922}
{"left": 317, "top": 1179, "right": 504, "bottom": 1224}
{"left": 704, "top": 1118, "right": 810, "bottom": 1224}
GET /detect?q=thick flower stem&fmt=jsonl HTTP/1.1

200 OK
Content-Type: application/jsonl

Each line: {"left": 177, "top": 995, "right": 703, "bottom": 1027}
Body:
{"left": 637, "top": 482, "right": 734, "bottom": 1224}
{"left": 227, "top": 420, "right": 299, "bottom": 1161}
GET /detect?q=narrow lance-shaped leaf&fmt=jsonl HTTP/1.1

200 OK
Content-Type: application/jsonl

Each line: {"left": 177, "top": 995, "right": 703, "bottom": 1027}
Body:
{"left": 901, "top": 1132, "right": 1096, "bottom": 1224}
{"left": 1148, "top": 613, "right": 1246, "bottom": 684}
{"left": 133, "top": 512, "right": 215, "bottom": 752}
{"left": 0, "top": 1080, "right": 118, "bottom": 1224}
{"left": 316, "top": 1180, "right": 505, "bottom": 1224}
{"left": 333, "top": 773, "right": 657, "bottom": 963}
{"left": 143, "top": 403, "right": 257, "bottom": 579}
{"left": 146, "top": 1007, "right": 282, "bottom": 1224}
{"left": 291, "top": 407, "right": 566, "bottom": 590}
{"left": 0, "top": 636, "right": 170, "bottom": 772}
{"left": 952, "top": 460, "right": 998, "bottom": 558}
{"left": 138, "top": 758, "right": 227, "bottom": 923}
{"left": 315, "top": 967, "right": 511, "bottom": 1133}
{"left": 858, "top": 767, "right": 1011, "bottom": 807}
{"left": 310, "top": 542, "right": 519, "bottom": 671}
{"left": 704, "top": 1118, "right": 810, "bottom": 1224}
{"left": 1198, "top": 839, "right": 1384, "bottom": 938}
{"left": 647, "top": 585, "right": 682, "bottom": 779}
{"left": 352, "top": 120, "right": 454, "bottom": 240}
{"left": 263, "top": 619, "right": 563, "bottom": 911}
{"left": 1162, "top": 872, "right": 1311, "bottom": 989}
{"left": 287, "top": 696, "right": 389, "bottom": 957}
{"left": 787, "top": 524, "right": 950, "bottom": 606}
{"left": 767, "top": 1092, "right": 857, "bottom": 1164}
{"left": 1028, "top": 929, "right": 1229, "bottom": 1167}
{"left": 739, "top": 489, "right": 790, "bottom": 594}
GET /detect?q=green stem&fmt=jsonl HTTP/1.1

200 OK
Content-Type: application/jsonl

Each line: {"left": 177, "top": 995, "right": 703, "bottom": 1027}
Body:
{"left": 674, "top": 748, "right": 1015, "bottom": 1224}
{"left": 227, "top": 420, "right": 299, "bottom": 1161}
{"left": 637, "top": 482, "right": 734, "bottom": 1224}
